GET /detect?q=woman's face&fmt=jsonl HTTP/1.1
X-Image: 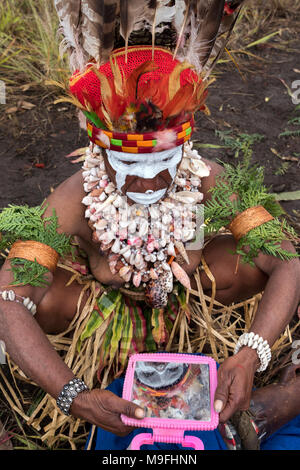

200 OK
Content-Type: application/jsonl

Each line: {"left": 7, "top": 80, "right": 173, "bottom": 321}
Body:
{"left": 103, "top": 146, "right": 183, "bottom": 205}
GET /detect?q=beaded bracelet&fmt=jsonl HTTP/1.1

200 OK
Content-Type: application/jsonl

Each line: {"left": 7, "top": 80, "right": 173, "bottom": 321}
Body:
{"left": 0, "top": 289, "right": 37, "bottom": 315}
{"left": 234, "top": 332, "right": 272, "bottom": 373}
{"left": 56, "top": 378, "right": 89, "bottom": 416}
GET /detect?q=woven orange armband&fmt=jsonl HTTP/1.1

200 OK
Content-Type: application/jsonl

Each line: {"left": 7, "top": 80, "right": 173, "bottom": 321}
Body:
{"left": 7, "top": 240, "right": 59, "bottom": 273}
{"left": 229, "top": 206, "right": 274, "bottom": 241}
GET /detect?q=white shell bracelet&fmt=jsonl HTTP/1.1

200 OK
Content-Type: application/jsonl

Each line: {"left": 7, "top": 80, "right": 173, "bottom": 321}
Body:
{"left": 0, "top": 290, "right": 37, "bottom": 316}
{"left": 234, "top": 332, "right": 271, "bottom": 372}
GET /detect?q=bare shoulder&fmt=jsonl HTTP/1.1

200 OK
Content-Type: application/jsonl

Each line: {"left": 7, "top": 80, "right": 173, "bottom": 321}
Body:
{"left": 42, "top": 170, "right": 88, "bottom": 238}
{"left": 200, "top": 158, "right": 224, "bottom": 203}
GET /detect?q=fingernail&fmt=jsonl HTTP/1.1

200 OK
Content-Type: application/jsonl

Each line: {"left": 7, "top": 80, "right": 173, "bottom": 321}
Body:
{"left": 135, "top": 407, "right": 145, "bottom": 419}
{"left": 214, "top": 399, "right": 223, "bottom": 413}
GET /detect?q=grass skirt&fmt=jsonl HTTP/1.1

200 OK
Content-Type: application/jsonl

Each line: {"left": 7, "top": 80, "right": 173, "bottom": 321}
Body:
{"left": 0, "top": 254, "right": 299, "bottom": 449}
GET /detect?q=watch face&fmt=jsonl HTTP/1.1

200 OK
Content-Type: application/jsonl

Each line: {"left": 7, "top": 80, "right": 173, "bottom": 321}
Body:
{"left": 132, "top": 360, "right": 211, "bottom": 421}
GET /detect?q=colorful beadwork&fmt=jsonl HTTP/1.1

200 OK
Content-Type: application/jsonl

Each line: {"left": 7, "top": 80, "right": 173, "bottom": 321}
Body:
{"left": 87, "top": 119, "right": 194, "bottom": 154}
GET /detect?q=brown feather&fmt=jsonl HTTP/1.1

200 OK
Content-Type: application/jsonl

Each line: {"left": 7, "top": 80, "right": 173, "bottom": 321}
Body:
{"left": 204, "top": 5, "right": 241, "bottom": 79}
{"left": 54, "top": 0, "right": 84, "bottom": 70}
{"left": 119, "top": 1, "right": 150, "bottom": 62}
{"left": 195, "top": 0, "right": 225, "bottom": 68}
{"left": 173, "top": 0, "right": 190, "bottom": 60}
{"left": 81, "top": 0, "right": 119, "bottom": 64}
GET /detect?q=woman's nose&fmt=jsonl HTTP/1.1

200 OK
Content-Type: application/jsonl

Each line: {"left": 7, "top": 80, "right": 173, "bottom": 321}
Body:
{"left": 131, "top": 170, "right": 172, "bottom": 192}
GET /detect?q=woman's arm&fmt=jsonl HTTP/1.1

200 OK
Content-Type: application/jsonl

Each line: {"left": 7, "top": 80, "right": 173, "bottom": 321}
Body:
{"left": 214, "top": 241, "right": 300, "bottom": 422}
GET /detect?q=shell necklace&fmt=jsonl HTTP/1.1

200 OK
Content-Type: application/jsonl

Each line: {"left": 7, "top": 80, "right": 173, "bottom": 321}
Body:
{"left": 82, "top": 141, "right": 211, "bottom": 308}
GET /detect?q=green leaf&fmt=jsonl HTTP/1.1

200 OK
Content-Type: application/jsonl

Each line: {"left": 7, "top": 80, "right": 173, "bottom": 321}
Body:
{"left": 109, "top": 298, "right": 126, "bottom": 360}
{"left": 78, "top": 289, "right": 121, "bottom": 350}
{"left": 84, "top": 111, "right": 106, "bottom": 129}
{"left": 273, "top": 190, "right": 300, "bottom": 201}
{"left": 97, "top": 289, "right": 122, "bottom": 317}
{"left": 245, "top": 30, "right": 281, "bottom": 49}
{"left": 193, "top": 143, "right": 226, "bottom": 149}
{"left": 78, "top": 310, "right": 103, "bottom": 350}
{"left": 119, "top": 304, "right": 133, "bottom": 368}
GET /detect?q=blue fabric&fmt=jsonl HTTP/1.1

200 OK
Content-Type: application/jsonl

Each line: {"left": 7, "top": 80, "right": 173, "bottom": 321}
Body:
{"left": 90, "top": 377, "right": 300, "bottom": 451}
{"left": 260, "top": 415, "right": 300, "bottom": 451}
{"left": 92, "top": 378, "right": 227, "bottom": 451}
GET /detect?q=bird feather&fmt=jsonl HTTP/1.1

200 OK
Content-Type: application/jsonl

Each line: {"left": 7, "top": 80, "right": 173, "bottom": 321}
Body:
{"left": 54, "top": 0, "right": 85, "bottom": 71}
{"left": 119, "top": 1, "right": 150, "bottom": 62}
{"left": 194, "top": 0, "right": 225, "bottom": 68}
{"left": 81, "top": 0, "right": 119, "bottom": 64}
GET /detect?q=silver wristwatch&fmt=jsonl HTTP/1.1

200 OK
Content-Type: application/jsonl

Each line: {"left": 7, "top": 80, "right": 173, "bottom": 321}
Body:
{"left": 56, "top": 377, "right": 89, "bottom": 415}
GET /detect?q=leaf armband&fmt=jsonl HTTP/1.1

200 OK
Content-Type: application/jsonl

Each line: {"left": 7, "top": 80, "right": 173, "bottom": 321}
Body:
{"left": 204, "top": 159, "right": 299, "bottom": 265}
{"left": 0, "top": 204, "right": 73, "bottom": 287}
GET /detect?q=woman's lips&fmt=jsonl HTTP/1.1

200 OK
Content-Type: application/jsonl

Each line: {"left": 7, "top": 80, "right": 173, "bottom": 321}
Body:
{"left": 126, "top": 188, "right": 167, "bottom": 205}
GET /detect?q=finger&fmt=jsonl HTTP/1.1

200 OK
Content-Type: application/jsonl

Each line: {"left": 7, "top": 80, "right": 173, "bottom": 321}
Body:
{"left": 218, "top": 384, "right": 247, "bottom": 423}
{"left": 105, "top": 391, "right": 145, "bottom": 420}
{"left": 214, "top": 377, "right": 230, "bottom": 415}
{"left": 218, "top": 397, "right": 238, "bottom": 423}
{"left": 118, "top": 397, "right": 145, "bottom": 420}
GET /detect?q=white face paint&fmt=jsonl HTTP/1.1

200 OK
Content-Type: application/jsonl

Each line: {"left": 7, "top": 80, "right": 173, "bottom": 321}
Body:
{"left": 106, "top": 146, "right": 183, "bottom": 203}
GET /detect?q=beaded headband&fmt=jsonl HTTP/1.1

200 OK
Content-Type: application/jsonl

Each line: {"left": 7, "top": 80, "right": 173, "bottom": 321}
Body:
{"left": 87, "top": 119, "right": 194, "bottom": 154}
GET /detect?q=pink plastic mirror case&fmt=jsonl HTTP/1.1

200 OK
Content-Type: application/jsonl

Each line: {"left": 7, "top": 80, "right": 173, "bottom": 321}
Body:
{"left": 121, "top": 353, "right": 219, "bottom": 450}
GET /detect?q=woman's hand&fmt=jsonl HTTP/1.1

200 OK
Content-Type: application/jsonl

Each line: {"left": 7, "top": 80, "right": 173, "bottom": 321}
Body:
{"left": 214, "top": 347, "right": 259, "bottom": 423}
{"left": 71, "top": 389, "right": 145, "bottom": 436}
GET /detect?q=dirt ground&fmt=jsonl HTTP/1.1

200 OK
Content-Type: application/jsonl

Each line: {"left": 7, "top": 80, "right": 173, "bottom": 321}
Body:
{"left": 0, "top": 43, "right": 299, "bottom": 450}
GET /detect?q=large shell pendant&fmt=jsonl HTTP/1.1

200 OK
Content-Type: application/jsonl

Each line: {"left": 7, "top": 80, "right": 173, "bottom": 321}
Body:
{"left": 145, "top": 279, "right": 169, "bottom": 309}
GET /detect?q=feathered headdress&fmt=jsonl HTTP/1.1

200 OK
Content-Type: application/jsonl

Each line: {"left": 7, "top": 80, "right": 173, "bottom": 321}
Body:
{"left": 54, "top": 0, "right": 245, "bottom": 152}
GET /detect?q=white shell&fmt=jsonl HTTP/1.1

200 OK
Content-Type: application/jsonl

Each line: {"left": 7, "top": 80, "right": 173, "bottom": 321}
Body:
{"left": 119, "top": 266, "right": 131, "bottom": 279}
{"left": 189, "top": 159, "right": 210, "bottom": 177}
{"left": 8, "top": 290, "right": 15, "bottom": 301}
{"left": 111, "top": 238, "right": 121, "bottom": 253}
{"left": 133, "top": 272, "right": 142, "bottom": 287}
{"left": 162, "top": 262, "right": 171, "bottom": 271}
{"left": 157, "top": 251, "right": 165, "bottom": 261}
{"left": 134, "top": 252, "right": 142, "bottom": 265}
{"left": 99, "top": 231, "right": 114, "bottom": 243}
{"left": 138, "top": 219, "right": 149, "bottom": 237}
{"left": 113, "top": 195, "right": 123, "bottom": 208}
{"left": 119, "top": 245, "right": 131, "bottom": 255}
{"left": 99, "top": 191, "right": 107, "bottom": 201}
{"left": 105, "top": 182, "right": 115, "bottom": 194}
{"left": 31, "top": 304, "right": 37, "bottom": 315}
{"left": 128, "top": 221, "right": 137, "bottom": 234}
{"left": 149, "top": 206, "right": 160, "bottom": 219}
{"left": 1, "top": 291, "right": 8, "bottom": 300}
{"left": 171, "top": 191, "right": 203, "bottom": 204}
{"left": 150, "top": 268, "right": 158, "bottom": 280}
{"left": 23, "top": 297, "right": 31, "bottom": 307}
{"left": 167, "top": 242, "right": 176, "bottom": 257}
{"left": 162, "top": 214, "right": 172, "bottom": 225}
{"left": 123, "top": 249, "right": 132, "bottom": 261}
{"left": 82, "top": 196, "right": 93, "bottom": 206}
{"left": 94, "top": 219, "right": 108, "bottom": 230}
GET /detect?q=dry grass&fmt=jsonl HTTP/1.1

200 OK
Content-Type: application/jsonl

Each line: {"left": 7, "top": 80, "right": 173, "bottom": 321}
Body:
{"left": 0, "top": 0, "right": 69, "bottom": 91}
{"left": 1, "top": 0, "right": 300, "bottom": 96}
{"left": 0, "top": 258, "right": 298, "bottom": 450}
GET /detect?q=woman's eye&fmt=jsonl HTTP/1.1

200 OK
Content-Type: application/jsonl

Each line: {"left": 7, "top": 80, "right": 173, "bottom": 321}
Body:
{"left": 119, "top": 161, "right": 135, "bottom": 166}
{"left": 143, "top": 372, "right": 154, "bottom": 378}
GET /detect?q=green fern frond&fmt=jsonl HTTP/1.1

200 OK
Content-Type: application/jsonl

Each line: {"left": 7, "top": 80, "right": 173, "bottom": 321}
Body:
{"left": 0, "top": 203, "right": 73, "bottom": 287}
{"left": 204, "top": 155, "right": 299, "bottom": 264}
